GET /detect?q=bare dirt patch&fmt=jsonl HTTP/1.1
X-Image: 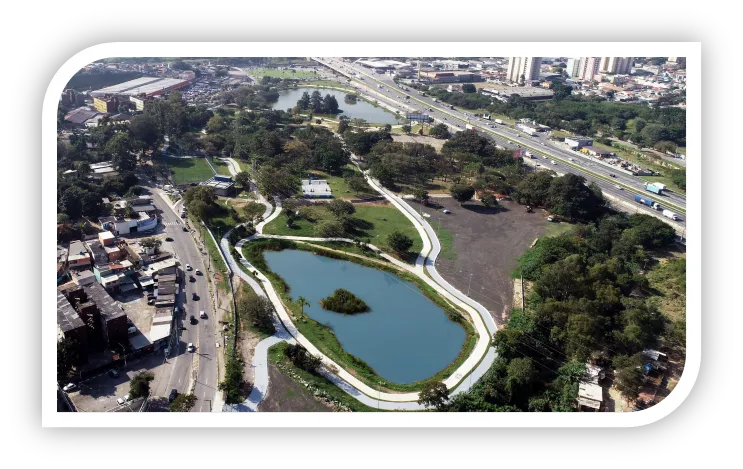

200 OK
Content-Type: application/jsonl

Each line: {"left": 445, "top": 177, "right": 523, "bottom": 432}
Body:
{"left": 410, "top": 198, "right": 549, "bottom": 324}
{"left": 257, "top": 364, "right": 333, "bottom": 412}
{"left": 392, "top": 134, "right": 446, "bottom": 152}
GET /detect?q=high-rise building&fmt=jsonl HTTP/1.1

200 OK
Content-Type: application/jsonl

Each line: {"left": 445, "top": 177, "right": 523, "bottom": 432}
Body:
{"left": 566, "top": 58, "right": 582, "bottom": 78}
{"left": 598, "top": 57, "right": 634, "bottom": 75}
{"left": 580, "top": 57, "right": 601, "bottom": 81}
{"left": 507, "top": 57, "right": 543, "bottom": 84}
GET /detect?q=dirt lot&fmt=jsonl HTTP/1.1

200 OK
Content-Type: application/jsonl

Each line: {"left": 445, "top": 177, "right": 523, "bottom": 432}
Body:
{"left": 408, "top": 198, "right": 549, "bottom": 324}
{"left": 392, "top": 134, "right": 446, "bottom": 152}
{"left": 257, "top": 365, "right": 333, "bottom": 412}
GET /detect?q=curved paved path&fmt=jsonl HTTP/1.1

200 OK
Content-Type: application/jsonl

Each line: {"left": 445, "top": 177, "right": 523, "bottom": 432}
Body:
{"left": 219, "top": 155, "right": 498, "bottom": 411}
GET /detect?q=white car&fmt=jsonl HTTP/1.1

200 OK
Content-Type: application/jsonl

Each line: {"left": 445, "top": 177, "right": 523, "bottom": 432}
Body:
{"left": 62, "top": 383, "right": 77, "bottom": 392}
{"left": 615, "top": 184, "right": 623, "bottom": 190}
{"left": 186, "top": 264, "right": 192, "bottom": 271}
{"left": 188, "top": 343, "right": 196, "bottom": 353}
{"left": 442, "top": 209, "right": 451, "bottom": 214}
{"left": 117, "top": 394, "right": 131, "bottom": 405}
{"left": 200, "top": 311, "right": 207, "bottom": 319}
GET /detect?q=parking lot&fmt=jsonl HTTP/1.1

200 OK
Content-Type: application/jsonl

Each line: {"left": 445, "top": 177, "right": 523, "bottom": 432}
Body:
{"left": 67, "top": 353, "right": 173, "bottom": 412}
{"left": 409, "top": 197, "right": 549, "bottom": 324}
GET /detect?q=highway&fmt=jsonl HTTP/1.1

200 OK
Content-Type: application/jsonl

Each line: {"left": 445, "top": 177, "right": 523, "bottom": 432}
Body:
{"left": 147, "top": 188, "right": 219, "bottom": 412}
{"left": 312, "top": 57, "right": 686, "bottom": 231}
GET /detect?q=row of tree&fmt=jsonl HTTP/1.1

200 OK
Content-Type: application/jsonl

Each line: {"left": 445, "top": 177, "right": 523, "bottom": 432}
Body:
{"left": 296, "top": 90, "right": 340, "bottom": 115}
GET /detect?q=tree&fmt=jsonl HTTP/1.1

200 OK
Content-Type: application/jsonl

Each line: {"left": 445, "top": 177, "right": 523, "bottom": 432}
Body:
{"left": 410, "top": 187, "right": 429, "bottom": 202}
{"left": 614, "top": 355, "right": 645, "bottom": 403}
{"left": 546, "top": 174, "right": 604, "bottom": 221}
{"left": 296, "top": 296, "right": 310, "bottom": 320}
{"left": 462, "top": 83, "right": 476, "bottom": 93}
{"left": 418, "top": 381, "right": 449, "bottom": 410}
{"left": 238, "top": 294, "right": 276, "bottom": 335}
{"left": 57, "top": 337, "right": 80, "bottom": 381}
{"left": 450, "top": 184, "right": 475, "bottom": 205}
{"left": 337, "top": 116, "right": 350, "bottom": 134}
{"left": 129, "top": 372, "right": 155, "bottom": 398}
{"left": 326, "top": 199, "right": 355, "bottom": 218}
{"left": 234, "top": 171, "right": 252, "bottom": 189}
{"left": 169, "top": 393, "right": 197, "bottom": 412}
{"left": 219, "top": 355, "right": 245, "bottom": 404}
{"left": 284, "top": 343, "right": 322, "bottom": 373}
{"left": 314, "top": 219, "right": 345, "bottom": 238}
{"left": 401, "top": 124, "right": 412, "bottom": 134}
{"left": 428, "top": 123, "right": 451, "bottom": 139}
{"left": 481, "top": 193, "right": 499, "bottom": 208}
{"left": 206, "top": 115, "right": 227, "bottom": 134}
{"left": 129, "top": 114, "right": 160, "bottom": 152}
{"left": 140, "top": 237, "right": 162, "bottom": 253}
{"left": 387, "top": 230, "right": 413, "bottom": 254}
{"left": 105, "top": 133, "right": 137, "bottom": 171}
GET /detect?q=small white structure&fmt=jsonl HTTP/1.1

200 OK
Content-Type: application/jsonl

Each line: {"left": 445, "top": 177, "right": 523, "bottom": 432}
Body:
{"left": 301, "top": 179, "right": 333, "bottom": 199}
{"left": 577, "top": 363, "right": 605, "bottom": 412}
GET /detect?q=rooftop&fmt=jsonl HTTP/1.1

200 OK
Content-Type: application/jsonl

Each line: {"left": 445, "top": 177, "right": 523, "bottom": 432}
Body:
{"left": 82, "top": 283, "right": 125, "bottom": 321}
{"left": 57, "top": 290, "right": 84, "bottom": 332}
{"left": 64, "top": 107, "right": 99, "bottom": 124}
{"left": 578, "top": 381, "right": 603, "bottom": 403}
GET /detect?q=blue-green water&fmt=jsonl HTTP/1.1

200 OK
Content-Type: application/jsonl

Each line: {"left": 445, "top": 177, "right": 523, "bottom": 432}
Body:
{"left": 264, "top": 249, "right": 466, "bottom": 384}
{"left": 270, "top": 87, "right": 403, "bottom": 124}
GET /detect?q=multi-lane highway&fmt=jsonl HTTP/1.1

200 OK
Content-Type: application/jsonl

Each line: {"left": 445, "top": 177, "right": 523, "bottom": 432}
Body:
{"left": 312, "top": 57, "right": 686, "bottom": 230}
{"left": 148, "top": 188, "right": 219, "bottom": 412}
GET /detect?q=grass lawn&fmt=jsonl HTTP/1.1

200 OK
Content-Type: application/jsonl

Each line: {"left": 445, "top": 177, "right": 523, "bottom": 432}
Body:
{"left": 251, "top": 68, "right": 319, "bottom": 80}
{"left": 301, "top": 240, "right": 387, "bottom": 262}
{"left": 211, "top": 158, "right": 232, "bottom": 176}
{"left": 166, "top": 157, "right": 215, "bottom": 185}
{"left": 244, "top": 239, "right": 477, "bottom": 393}
{"left": 264, "top": 203, "right": 422, "bottom": 254}
{"left": 306, "top": 167, "right": 375, "bottom": 199}
{"left": 676, "top": 147, "right": 686, "bottom": 155}
{"left": 391, "top": 124, "right": 427, "bottom": 135}
{"left": 204, "top": 200, "right": 246, "bottom": 235}
{"left": 434, "top": 226, "right": 456, "bottom": 260}
{"left": 550, "top": 129, "right": 571, "bottom": 139}
{"left": 193, "top": 221, "right": 230, "bottom": 292}
{"left": 543, "top": 221, "right": 575, "bottom": 238}
{"left": 267, "top": 342, "right": 379, "bottom": 412}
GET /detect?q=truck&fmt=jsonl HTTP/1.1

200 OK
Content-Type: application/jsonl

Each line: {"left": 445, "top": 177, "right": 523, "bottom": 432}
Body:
{"left": 634, "top": 194, "right": 662, "bottom": 210}
{"left": 662, "top": 209, "right": 679, "bottom": 221}
{"left": 450, "top": 104, "right": 455, "bottom": 110}
{"left": 494, "top": 119, "right": 505, "bottom": 125}
{"left": 483, "top": 114, "right": 491, "bottom": 120}
{"left": 432, "top": 98, "right": 438, "bottom": 103}
{"left": 525, "top": 151, "right": 535, "bottom": 158}
{"left": 653, "top": 183, "right": 668, "bottom": 191}
{"left": 465, "top": 124, "right": 474, "bottom": 130}
{"left": 645, "top": 183, "right": 663, "bottom": 195}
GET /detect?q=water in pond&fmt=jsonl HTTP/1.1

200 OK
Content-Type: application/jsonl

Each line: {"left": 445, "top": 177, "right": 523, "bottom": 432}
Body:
{"left": 264, "top": 249, "right": 466, "bottom": 384}
{"left": 270, "top": 87, "right": 403, "bottom": 125}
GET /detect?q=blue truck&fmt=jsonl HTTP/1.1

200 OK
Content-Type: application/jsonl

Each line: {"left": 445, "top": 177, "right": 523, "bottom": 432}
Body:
{"left": 635, "top": 194, "right": 662, "bottom": 210}
{"left": 645, "top": 183, "right": 663, "bottom": 195}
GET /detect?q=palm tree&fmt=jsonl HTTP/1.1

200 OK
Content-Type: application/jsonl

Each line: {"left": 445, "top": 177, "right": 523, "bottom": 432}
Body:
{"left": 296, "top": 296, "right": 310, "bottom": 320}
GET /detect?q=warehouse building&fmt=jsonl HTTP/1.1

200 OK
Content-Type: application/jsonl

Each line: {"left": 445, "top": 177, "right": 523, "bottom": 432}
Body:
{"left": 90, "top": 76, "right": 191, "bottom": 99}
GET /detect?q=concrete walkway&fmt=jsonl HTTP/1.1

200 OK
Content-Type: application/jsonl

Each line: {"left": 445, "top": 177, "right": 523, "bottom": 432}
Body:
{"left": 217, "top": 154, "right": 498, "bottom": 411}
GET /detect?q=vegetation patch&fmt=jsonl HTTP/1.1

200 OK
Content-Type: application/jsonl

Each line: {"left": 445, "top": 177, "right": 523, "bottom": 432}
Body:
{"left": 242, "top": 238, "right": 478, "bottom": 393}
{"left": 319, "top": 289, "right": 369, "bottom": 314}
{"left": 165, "top": 156, "right": 215, "bottom": 185}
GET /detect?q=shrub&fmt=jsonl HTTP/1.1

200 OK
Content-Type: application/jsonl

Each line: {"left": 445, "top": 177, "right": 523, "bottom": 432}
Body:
{"left": 284, "top": 343, "right": 322, "bottom": 373}
{"left": 319, "top": 289, "right": 369, "bottom": 314}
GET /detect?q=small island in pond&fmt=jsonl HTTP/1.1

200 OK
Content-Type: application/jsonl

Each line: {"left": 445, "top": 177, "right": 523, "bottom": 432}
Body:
{"left": 319, "top": 289, "right": 369, "bottom": 314}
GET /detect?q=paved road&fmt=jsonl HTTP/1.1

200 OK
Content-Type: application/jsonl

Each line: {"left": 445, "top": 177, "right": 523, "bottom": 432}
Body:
{"left": 147, "top": 188, "right": 219, "bottom": 412}
{"left": 313, "top": 57, "right": 687, "bottom": 230}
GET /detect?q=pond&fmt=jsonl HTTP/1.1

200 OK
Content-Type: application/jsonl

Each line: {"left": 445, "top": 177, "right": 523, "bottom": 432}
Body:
{"left": 264, "top": 249, "right": 466, "bottom": 384}
{"left": 270, "top": 87, "right": 403, "bottom": 125}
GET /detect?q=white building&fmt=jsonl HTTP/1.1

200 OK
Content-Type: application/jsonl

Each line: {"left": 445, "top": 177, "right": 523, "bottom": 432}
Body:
{"left": 578, "top": 57, "right": 601, "bottom": 82}
{"left": 506, "top": 57, "right": 543, "bottom": 84}
{"left": 598, "top": 57, "right": 634, "bottom": 75}
{"left": 566, "top": 58, "right": 582, "bottom": 78}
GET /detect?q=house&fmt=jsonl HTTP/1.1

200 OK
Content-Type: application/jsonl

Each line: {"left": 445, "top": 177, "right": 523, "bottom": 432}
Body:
{"left": 576, "top": 363, "right": 604, "bottom": 412}
{"left": 199, "top": 175, "right": 235, "bottom": 196}
{"left": 67, "top": 241, "right": 92, "bottom": 270}
{"left": 89, "top": 161, "right": 118, "bottom": 180}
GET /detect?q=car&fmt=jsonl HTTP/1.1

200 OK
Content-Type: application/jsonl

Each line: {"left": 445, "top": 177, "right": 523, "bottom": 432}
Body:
{"left": 192, "top": 292, "right": 198, "bottom": 301}
{"left": 189, "top": 275, "right": 195, "bottom": 282}
{"left": 195, "top": 270, "right": 202, "bottom": 276}
{"left": 108, "top": 369, "right": 120, "bottom": 378}
{"left": 200, "top": 311, "right": 207, "bottom": 319}
{"left": 165, "top": 237, "right": 173, "bottom": 242}
{"left": 169, "top": 389, "right": 178, "bottom": 403}
{"left": 117, "top": 394, "right": 131, "bottom": 405}
{"left": 182, "top": 226, "right": 188, "bottom": 232}
{"left": 187, "top": 343, "right": 196, "bottom": 353}
{"left": 62, "top": 383, "right": 77, "bottom": 392}
{"left": 609, "top": 173, "right": 617, "bottom": 178}
{"left": 442, "top": 209, "right": 451, "bottom": 214}
{"left": 190, "top": 315, "right": 197, "bottom": 324}
{"left": 186, "top": 264, "right": 192, "bottom": 271}
{"left": 615, "top": 184, "right": 623, "bottom": 190}
{"left": 127, "top": 326, "right": 137, "bottom": 335}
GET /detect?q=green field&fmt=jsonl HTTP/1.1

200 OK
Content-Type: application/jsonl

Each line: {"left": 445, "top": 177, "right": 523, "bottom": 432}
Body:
{"left": 205, "top": 200, "right": 246, "bottom": 235}
{"left": 267, "top": 342, "right": 379, "bottom": 412}
{"left": 543, "top": 221, "right": 575, "bottom": 238}
{"left": 166, "top": 157, "right": 215, "bottom": 185}
{"left": 210, "top": 158, "right": 232, "bottom": 176}
{"left": 434, "top": 226, "right": 456, "bottom": 260}
{"left": 251, "top": 68, "right": 319, "bottom": 80}
{"left": 263, "top": 203, "right": 422, "bottom": 254}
